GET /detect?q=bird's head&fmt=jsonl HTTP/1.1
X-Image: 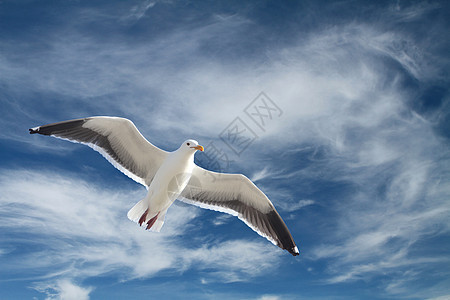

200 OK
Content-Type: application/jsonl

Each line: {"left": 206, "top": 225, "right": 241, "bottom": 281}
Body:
{"left": 180, "top": 139, "right": 204, "bottom": 153}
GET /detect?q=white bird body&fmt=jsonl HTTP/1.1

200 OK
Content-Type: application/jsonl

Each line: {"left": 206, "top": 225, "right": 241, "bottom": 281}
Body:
{"left": 29, "top": 116, "right": 299, "bottom": 256}
{"left": 128, "top": 141, "right": 198, "bottom": 230}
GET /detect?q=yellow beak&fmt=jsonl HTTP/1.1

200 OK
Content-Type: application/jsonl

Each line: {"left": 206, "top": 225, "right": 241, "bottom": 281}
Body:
{"left": 192, "top": 145, "right": 204, "bottom": 152}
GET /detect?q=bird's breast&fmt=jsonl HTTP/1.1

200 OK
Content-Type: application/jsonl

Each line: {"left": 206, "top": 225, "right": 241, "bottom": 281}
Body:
{"left": 147, "top": 153, "right": 195, "bottom": 205}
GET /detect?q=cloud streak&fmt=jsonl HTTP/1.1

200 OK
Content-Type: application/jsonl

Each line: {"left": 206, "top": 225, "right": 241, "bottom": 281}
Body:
{"left": 34, "top": 279, "right": 93, "bottom": 300}
{"left": 0, "top": 169, "right": 282, "bottom": 297}
{"left": 0, "top": 1, "right": 449, "bottom": 298}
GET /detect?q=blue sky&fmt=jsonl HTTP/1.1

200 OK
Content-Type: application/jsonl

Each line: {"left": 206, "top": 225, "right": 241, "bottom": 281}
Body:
{"left": 1, "top": 0, "right": 449, "bottom": 299}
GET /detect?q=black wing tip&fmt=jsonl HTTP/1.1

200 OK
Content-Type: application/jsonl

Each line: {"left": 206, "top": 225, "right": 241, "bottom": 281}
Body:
{"left": 266, "top": 210, "right": 299, "bottom": 256}
{"left": 29, "top": 127, "right": 39, "bottom": 134}
{"left": 289, "top": 246, "right": 300, "bottom": 256}
{"left": 28, "top": 118, "right": 89, "bottom": 136}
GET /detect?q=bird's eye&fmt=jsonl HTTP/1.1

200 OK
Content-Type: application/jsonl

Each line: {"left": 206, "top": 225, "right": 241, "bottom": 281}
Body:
{"left": 187, "top": 143, "right": 190, "bottom": 146}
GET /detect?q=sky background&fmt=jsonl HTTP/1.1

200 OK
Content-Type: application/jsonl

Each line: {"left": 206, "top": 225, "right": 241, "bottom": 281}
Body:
{"left": 1, "top": 0, "right": 449, "bottom": 299}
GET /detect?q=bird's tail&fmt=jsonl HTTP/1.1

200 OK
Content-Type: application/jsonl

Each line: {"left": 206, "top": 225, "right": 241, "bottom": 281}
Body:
{"left": 127, "top": 198, "right": 148, "bottom": 223}
{"left": 150, "top": 209, "right": 166, "bottom": 232}
{"left": 127, "top": 199, "right": 167, "bottom": 232}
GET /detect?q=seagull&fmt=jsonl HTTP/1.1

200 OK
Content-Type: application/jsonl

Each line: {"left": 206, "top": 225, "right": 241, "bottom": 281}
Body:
{"left": 29, "top": 116, "right": 299, "bottom": 256}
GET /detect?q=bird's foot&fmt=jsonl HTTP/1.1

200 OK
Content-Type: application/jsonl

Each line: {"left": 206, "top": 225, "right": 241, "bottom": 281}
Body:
{"left": 138, "top": 209, "right": 149, "bottom": 226}
{"left": 146, "top": 212, "right": 160, "bottom": 230}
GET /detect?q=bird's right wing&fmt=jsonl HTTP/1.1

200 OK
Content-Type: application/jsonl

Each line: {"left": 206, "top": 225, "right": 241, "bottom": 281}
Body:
{"left": 179, "top": 165, "right": 299, "bottom": 256}
{"left": 29, "top": 116, "right": 167, "bottom": 187}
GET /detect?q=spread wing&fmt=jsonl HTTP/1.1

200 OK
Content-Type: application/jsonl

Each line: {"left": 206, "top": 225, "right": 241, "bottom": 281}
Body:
{"left": 29, "top": 116, "right": 167, "bottom": 187}
{"left": 179, "top": 165, "right": 299, "bottom": 256}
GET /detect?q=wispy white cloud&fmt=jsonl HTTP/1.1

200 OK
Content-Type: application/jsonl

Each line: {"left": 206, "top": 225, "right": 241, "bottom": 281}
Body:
{"left": 310, "top": 158, "right": 450, "bottom": 288}
{"left": 1, "top": 1, "right": 448, "bottom": 298}
{"left": 123, "top": 0, "right": 158, "bottom": 22}
{"left": 257, "top": 295, "right": 281, "bottom": 300}
{"left": 426, "top": 295, "right": 450, "bottom": 300}
{"left": 212, "top": 213, "right": 232, "bottom": 226}
{"left": 280, "top": 200, "right": 315, "bottom": 212}
{"left": 389, "top": 1, "right": 441, "bottom": 23}
{"left": 251, "top": 167, "right": 271, "bottom": 182}
{"left": 182, "top": 240, "right": 280, "bottom": 283}
{"left": 0, "top": 169, "right": 282, "bottom": 295}
{"left": 1, "top": 6, "right": 443, "bottom": 152}
{"left": 34, "top": 279, "right": 93, "bottom": 300}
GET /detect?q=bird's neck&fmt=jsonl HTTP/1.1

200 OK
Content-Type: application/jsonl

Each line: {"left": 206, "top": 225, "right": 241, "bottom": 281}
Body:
{"left": 170, "top": 149, "right": 195, "bottom": 163}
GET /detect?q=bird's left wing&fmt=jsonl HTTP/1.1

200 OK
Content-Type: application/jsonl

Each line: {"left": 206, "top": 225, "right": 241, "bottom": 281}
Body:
{"left": 179, "top": 165, "right": 299, "bottom": 256}
{"left": 29, "top": 117, "right": 167, "bottom": 187}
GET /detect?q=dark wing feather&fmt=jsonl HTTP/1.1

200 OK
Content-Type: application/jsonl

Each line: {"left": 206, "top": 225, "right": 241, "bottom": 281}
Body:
{"left": 180, "top": 166, "right": 299, "bottom": 256}
{"left": 29, "top": 117, "right": 167, "bottom": 187}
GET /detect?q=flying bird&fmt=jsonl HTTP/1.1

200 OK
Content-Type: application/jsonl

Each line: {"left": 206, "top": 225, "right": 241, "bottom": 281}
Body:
{"left": 29, "top": 117, "right": 299, "bottom": 256}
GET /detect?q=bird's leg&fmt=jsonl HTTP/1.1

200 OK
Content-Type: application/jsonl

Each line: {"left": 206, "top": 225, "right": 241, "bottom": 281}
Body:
{"left": 146, "top": 212, "right": 160, "bottom": 230}
{"left": 138, "top": 209, "right": 149, "bottom": 226}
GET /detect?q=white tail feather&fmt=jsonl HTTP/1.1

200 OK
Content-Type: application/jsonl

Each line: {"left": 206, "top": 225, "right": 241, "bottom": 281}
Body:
{"left": 149, "top": 209, "right": 167, "bottom": 232}
{"left": 127, "top": 199, "right": 148, "bottom": 222}
{"left": 127, "top": 199, "right": 167, "bottom": 232}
